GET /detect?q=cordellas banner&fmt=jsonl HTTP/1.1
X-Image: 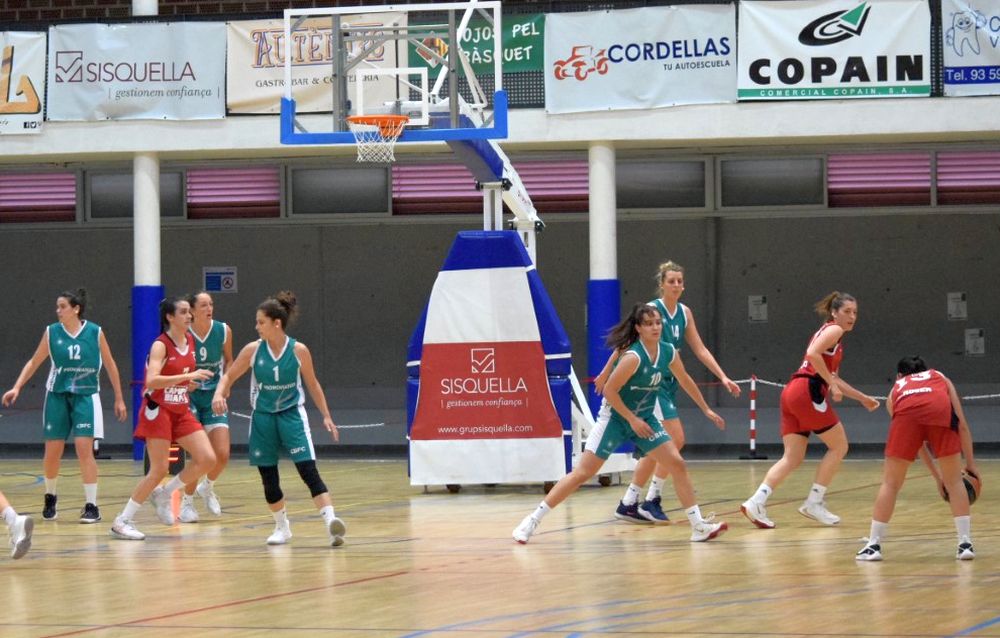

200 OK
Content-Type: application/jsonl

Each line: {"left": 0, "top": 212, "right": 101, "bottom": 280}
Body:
{"left": 942, "top": 0, "right": 1000, "bottom": 95}
{"left": 47, "top": 23, "right": 226, "bottom": 121}
{"left": 544, "top": 5, "right": 736, "bottom": 114}
{"left": 738, "top": 0, "right": 931, "bottom": 100}
{"left": 1, "top": 31, "right": 45, "bottom": 135}
{"left": 227, "top": 15, "right": 406, "bottom": 114}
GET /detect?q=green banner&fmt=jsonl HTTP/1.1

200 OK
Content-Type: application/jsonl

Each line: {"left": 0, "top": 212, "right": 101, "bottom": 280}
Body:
{"left": 408, "top": 13, "right": 543, "bottom": 75}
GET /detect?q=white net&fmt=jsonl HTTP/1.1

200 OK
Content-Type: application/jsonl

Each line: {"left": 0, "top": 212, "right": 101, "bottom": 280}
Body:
{"left": 345, "top": 116, "right": 408, "bottom": 163}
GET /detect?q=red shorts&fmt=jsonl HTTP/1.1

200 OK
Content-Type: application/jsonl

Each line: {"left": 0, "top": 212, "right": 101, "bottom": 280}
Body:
{"left": 134, "top": 399, "right": 203, "bottom": 442}
{"left": 780, "top": 376, "right": 840, "bottom": 437}
{"left": 885, "top": 417, "right": 961, "bottom": 461}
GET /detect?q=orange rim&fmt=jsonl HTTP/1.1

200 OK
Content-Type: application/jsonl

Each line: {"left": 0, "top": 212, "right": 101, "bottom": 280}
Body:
{"left": 346, "top": 114, "right": 409, "bottom": 137}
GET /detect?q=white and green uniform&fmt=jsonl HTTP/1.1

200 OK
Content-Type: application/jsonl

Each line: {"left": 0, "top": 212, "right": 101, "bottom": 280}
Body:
{"left": 189, "top": 320, "right": 229, "bottom": 429}
{"left": 648, "top": 299, "right": 688, "bottom": 421}
{"left": 248, "top": 337, "right": 315, "bottom": 466}
{"left": 585, "top": 340, "right": 675, "bottom": 459}
{"left": 43, "top": 321, "right": 104, "bottom": 441}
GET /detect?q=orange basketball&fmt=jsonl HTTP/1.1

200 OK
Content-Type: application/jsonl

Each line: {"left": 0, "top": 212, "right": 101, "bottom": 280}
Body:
{"left": 943, "top": 470, "right": 981, "bottom": 505}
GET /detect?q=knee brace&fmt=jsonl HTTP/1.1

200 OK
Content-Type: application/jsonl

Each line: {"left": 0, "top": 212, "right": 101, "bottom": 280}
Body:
{"left": 294, "top": 460, "right": 328, "bottom": 497}
{"left": 257, "top": 465, "right": 284, "bottom": 504}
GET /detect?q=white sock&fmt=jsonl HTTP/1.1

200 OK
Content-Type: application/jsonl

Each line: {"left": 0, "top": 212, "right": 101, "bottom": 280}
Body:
{"left": 806, "top": 483, "right": 827, "bottom": 504}
{"left": 319, "top": 505, "right": 336, "bottom": 525}
{"left": 646, "top": 477, "right": 665, "bottom": 501}
{"left": 685, "top": 505, "right": 703, "bottom": 526}
{"left": 955, "top": 515, "right": 971, "bottom": 541}
{"left": 622, "top": 483, "right": 642, "bottom": 506}
{"left": 45, "top": 478, "right": 58, "bottom": 495}
{"left": 869, "top": 520, "right": 888, "bottom": 544}
{"left": 752, "top": 483, "right": 772, "bottom": 504}
{"left": 182, "top": 494, "right": 195, "bottom": 505}
{"left": 83, "top": 483, "right": 98, "bottom": 506}
{"left": 531, "top": 501, "right": 551, "bottom": 521}
{"left": 122, "top": 499, "right": 141, "bottom": 520}
{"left": 272, "top": 507, "right": 289, "bottom": 526}
{"left": 163, "top": 476, "right": 184, "bottom": 494}
{"left": 2, "top": 506, "right": 16, "bottom": 527}
{"left": 203, "top": 478, "right": 215, "bottom": 489}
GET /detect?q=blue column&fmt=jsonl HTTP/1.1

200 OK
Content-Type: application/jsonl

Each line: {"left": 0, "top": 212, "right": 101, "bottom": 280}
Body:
{"left": 131, "top": 285, "right": 162, "bottom": 460}
{"left": 587, "top": 279, "right": 620, "bottom": 416}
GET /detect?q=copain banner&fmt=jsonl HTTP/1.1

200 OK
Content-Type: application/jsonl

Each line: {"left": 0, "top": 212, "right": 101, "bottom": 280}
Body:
{"left": 1, "top": 31, "right": 45, "bottom": 135}
{"left": 544, "top": 5, "right": 736, "bottom": 114}
{"left": 227, "top": 15, "right": 405, "bottom": 114}
{"left": 738, "top": 0, "right": 931, "bottom": 100}
{"left": 47, "top": 23, "right": 226, "bottom": 121}
{"left": 942, "top": 0, "right": 1000, "bottom": 95}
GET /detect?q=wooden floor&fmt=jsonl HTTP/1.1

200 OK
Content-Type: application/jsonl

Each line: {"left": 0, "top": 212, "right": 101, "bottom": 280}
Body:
{"left": 1, "top": 457, "right": 997, "bottom": 637}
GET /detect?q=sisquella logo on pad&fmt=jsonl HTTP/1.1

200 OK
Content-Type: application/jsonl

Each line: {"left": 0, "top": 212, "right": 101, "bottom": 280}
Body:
{"left": 470, "top": 347, "right": 495, "bottom": 374}
{"left": 54, "top": 50, "right": 84, "bottom": 82}
{"left": 798, "top": 3, "right": 872, "bottom": 46}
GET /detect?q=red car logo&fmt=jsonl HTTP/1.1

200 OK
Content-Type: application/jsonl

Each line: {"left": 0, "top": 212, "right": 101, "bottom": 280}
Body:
{"left": 553, "top": 45, "right": 610, "bottom": 81}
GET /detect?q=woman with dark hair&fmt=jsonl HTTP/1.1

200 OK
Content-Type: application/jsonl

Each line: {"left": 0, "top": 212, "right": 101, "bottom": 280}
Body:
{"left": 513, "top": 303, "right": 727, "bottom": 545}
{"left": 178, "top": 291, "right": 233, "bottom": 523}
{"left": 109, "top": 297, "right": 217, "bottom": 540}
{"left": 741, "top": 291, "right": 880, "bottom": 530}
{"left": 856, "top": 356, "right": 978, "bottom": 561}
{"left": 2, "top": 288, "right": 127, "bottom": 524}
{"left": 212, "top": 292, "right": 346, "bottom": 547}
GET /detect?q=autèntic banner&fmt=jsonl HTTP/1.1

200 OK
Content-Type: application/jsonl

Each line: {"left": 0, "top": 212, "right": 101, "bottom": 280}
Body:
{"left": 544, "top": 5, "right": 736, "bottom": 114}
{"left": 47, "top": 23, "right": 226, "bottom": 121}
{"left": 942, "top": 0, "right": 1000, "bottom": 95}
{"left": 1, "top": 31, "right": 45, "bottom": 134}
{"left": 227, "top": 15, "right": 406, "bottom": 114}
{"left": 738, "top": 0, "right": 931, "bottom": 100}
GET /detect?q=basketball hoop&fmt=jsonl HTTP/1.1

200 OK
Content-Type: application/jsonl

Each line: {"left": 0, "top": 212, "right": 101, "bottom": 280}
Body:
{"left": 345, "top": 114, "right": 409, "bottom": 163}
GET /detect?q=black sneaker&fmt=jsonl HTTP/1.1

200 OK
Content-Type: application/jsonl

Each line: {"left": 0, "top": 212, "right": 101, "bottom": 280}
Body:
{"left": 42, "top": 493, "right": 57, "bottom": 520}
{"left": 80, "top": 502, "right": 101, "bottom": 524}
{"left": 638, "top": 497, "right": 670, "bottom": 524}
{"left": 614, "top": 500, "right": 653, "bottom": 525}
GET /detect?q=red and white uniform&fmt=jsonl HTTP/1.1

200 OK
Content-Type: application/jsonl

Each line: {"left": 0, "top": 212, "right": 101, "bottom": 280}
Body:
{"left": 780, "top": 322, "right": 843, "bottom": 436}
{"left": 134, "top": 333, "right": 203, "bottom": 441}
{"left": 885, "top": 369, "right": 960, "bottom": 460}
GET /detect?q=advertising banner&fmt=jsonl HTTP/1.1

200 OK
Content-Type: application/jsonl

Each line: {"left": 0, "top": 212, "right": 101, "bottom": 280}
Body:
{"left": 1, "top": 31, "right": 45, "bottom": 135}
{"left": 942, "top": 0, "right": 1000, "bottom": 95}
{"left": 544, "top": 5, "right": 736, "bottom": 114}
{"left": 47, "top": 23, "right": 225, "bottom": 121}
{"left": 738, "top": 0, "right": 931, "bottom": 100}
{"left": 407, "top": 13, "right": 543, "bottom": 75}
{"left": 227, "top": 15, "right": 406, "bottom": 114}
{"left": 408, "top": 232, "right": 571, "bottom": 486}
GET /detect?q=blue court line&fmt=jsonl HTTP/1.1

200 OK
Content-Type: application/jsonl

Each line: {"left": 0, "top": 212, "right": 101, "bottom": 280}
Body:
{"left": 947, "top": 614, "right": 1000, "bottom": 637}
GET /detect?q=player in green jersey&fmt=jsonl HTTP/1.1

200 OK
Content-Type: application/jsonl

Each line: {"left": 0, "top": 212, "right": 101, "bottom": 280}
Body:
{"left": 179, "top": 292, "right": 233, "bottom": 522}
{"left": 3, "top": 289, "right": 127, "bottom": 524}
{"left": 212, "top": 291, "right": 346, "bottom": 547}
{"left": 513, "top": 303, "right": 727, "bottom": 544}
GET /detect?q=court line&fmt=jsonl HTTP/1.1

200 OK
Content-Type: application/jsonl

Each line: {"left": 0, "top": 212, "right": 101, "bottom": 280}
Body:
{"left": 948, "top": 614, "right": 1000, "bottom": 637}
{"left": 39, "top": 570, "right": 410, "bottom": 638}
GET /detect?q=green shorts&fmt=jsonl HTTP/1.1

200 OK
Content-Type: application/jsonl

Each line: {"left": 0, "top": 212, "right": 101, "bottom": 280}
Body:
{"left": 584, "top": 407, "right": 670, "bottom": 460}
{"left": 189, "top": 389, "right": 228, "bottom": 430}
{"left": 653, "top": 385, "right": 679, "bottom": 421}
{"left": 249, "top": 405, "right": 315, "bottom": 466}
{"left": 43, "top": 391, "right": 104, "bottom": 441}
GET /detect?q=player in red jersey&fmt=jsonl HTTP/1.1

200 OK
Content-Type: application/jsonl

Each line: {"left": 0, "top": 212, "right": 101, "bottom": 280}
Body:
{"left": 741, "top": 292, "right": 880, "bottom": 529}
{"left": 856, "top": 356, "right": 978, "bottom": 561}
{"left": 109, "top": 297, "right": 217, "bottom": 541}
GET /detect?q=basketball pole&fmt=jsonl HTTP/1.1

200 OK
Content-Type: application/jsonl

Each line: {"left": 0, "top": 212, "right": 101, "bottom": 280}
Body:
{"left": 740, "top": 375, "right": 768, "bottom": 460}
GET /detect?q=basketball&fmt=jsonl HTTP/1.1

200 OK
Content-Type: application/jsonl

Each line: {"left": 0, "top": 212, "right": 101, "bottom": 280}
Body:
{"left": 943, "top": 470, "right": 982, "bottom": 505}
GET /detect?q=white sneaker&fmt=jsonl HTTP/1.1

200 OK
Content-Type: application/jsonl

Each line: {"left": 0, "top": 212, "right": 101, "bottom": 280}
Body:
{"left": 178, "top": 498, "right": 199, "bottom": 524}
{"left": 798, "top": 500, "right": 840, "bottom": 525}
{"left": 266, "top": 522, "right": 292, "bottom": 545}
{"left": 327, "top": 517, "right": 347, "bottom": 547}
{"left": 110, "top": 516, "right": 145, "bottom": 541}
{"left": 690, "top": 520, "right": 728, "bottom": 542}
{"left": 740, "top": 499, "right": 776, "bottom": 529}
{"left": 9, "top": 514, "right": 34, "bottom": 559}
{"left": 856, "top": 541, "right": 883, "bottom": 561}
{"left": 512, "top": 515, "right": 540, "bottom": 544}
{"left": 196, "top": 480, "right": 222, "bottom": 516}
{"left": 957, "top": 536, "right": 975, "bottom": 560}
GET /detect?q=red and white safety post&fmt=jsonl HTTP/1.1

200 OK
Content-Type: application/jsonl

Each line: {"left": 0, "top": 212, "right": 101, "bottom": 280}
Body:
{"left": 740, "top": 375, "right": 768, "bottom": 460}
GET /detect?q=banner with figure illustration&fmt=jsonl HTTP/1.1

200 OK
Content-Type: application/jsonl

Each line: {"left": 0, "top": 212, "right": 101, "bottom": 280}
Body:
{"left": 941, "top": 0, "right": 1000, "bottom": 95}
{"left": 1, "top": 31, "right": 45, "bottom": 134}
{"left": 544, "top": 5, "right": 736, "bottom": 114}
{"left": 738, "top": 0, "right": 931, "bottom": 100}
